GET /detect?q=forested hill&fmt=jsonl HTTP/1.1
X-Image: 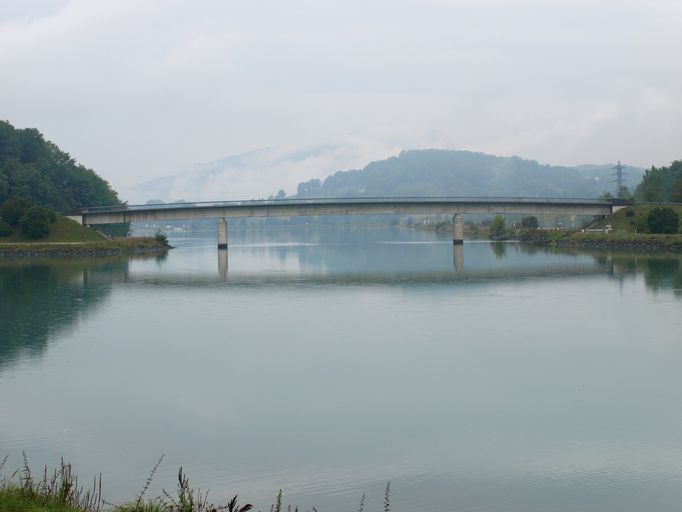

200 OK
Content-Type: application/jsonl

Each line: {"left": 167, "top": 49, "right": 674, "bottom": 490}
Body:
{"left": 0, "top": 121, "right": 120, "bottom": 211}
{"left": 635, "top": 160, "right": 682, "bottom": 202}
{"left": 295, "top": 149, "right": 642, "bottom": 199}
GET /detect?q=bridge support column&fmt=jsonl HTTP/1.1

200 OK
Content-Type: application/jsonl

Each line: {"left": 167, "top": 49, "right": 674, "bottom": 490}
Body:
{"left": 453, "top": 243, "right": 464, "bottom": 274}
{"left": 217, "top": 218, "right": 228, "bottom": 249}
{"left": 218, "top": 247, "right": 228, "bottom": 281}
{"left": 453, "top": 213, "right": 464, "bottom": 244}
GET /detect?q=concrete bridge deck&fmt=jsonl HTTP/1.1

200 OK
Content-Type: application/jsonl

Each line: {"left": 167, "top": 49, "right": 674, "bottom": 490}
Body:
{"left": 72, "top": 197, "right": 629, "bottom": 247}
{"left": 77, "top": 197, "right": 625, "bottom": 223}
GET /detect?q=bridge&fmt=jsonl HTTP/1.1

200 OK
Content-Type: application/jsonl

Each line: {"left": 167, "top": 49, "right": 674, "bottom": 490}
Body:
{"left": 71, "top": 197, "right": 629, "bottom": 247}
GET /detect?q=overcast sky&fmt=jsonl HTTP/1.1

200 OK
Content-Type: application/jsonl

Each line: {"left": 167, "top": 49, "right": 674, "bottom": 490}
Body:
{"left": 1, "top": 0, "right": 681, "bottom": 195}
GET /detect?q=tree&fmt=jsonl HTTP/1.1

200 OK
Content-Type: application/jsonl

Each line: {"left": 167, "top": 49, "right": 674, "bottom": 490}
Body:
{"left": 647, "top": 207, "right": 679, "bottom": 234}
{"left": 521, "top": 215, "right": 539, "bottom": 229}
{"left": 617, "top": 186, "right": 633, "bottom": 200}
{"left": 0, "top": 197, "right": 32, "bottom": 226}
{"left": 489, "top": 215, "right": 506, "bottom": 237}
{"left": 0, "top": 219, "right": 11, "bottom": 236}
{"left": 19, "top": 206, "right": 51, "bottom": 239}
{"left": 275, "top": 189, "right": 286, "bottom": 200}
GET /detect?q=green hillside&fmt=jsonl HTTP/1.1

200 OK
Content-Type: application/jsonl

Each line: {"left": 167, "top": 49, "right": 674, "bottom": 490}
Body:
{"left": 0, "top": 120, "right": 120, "bottom": 211}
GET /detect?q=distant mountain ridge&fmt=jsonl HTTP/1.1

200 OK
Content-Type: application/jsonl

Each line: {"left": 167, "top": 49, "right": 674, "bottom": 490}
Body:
{"left": 294, "top": 149, "right": 644, "bottom": 199}
{"left": 127, "top": 145, "right": 644, "bottom": 204}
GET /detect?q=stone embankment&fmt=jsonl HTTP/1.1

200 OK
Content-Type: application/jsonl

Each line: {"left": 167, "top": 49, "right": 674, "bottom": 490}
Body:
{"left": 518, "top": 231, "right": 682, "bottom": 252}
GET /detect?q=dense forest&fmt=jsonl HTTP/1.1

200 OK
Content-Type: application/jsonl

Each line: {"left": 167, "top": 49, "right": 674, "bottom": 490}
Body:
{"left": 635, "top": 160, "right": 682, "bottom": 203}
{"left": 0, "top": 120, "right": 120, "bottom": 211}
{"left": 295, "top": 149, "right": 640, "bottom": 199}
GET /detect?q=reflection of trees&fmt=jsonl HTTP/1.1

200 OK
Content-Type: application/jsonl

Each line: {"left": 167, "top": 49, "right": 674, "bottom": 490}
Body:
{"left": 0, "top": 258, "right": 132, "bottom": 370}
{"left": 586, "top": 251, "right": 681, "bottom": 297}
{"left": 490, "top": 242, "right": 507, "bottom": 260}
{"left": 643, "top": 258, "right": 681, "bottom": 295}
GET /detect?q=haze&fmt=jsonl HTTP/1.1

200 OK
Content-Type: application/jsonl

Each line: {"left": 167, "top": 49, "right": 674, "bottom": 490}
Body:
{"left": 1, "top": 0, "right": 681, "bottom": 199}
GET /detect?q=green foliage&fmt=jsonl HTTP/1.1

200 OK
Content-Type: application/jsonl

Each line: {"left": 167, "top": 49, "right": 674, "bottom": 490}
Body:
{"left": 489, "top": 215, "right": 506, "bottom": 237}
{"left": 521, "top": 215, "right": 539, "bottom": 229}
{"left": 0, "top": 219, "right": 11, "bottom": 236}
{"left": 294, "top": 149, "right": 640, "bottom": 199}
{"left": 1, "top": 197, "right": 32, "bottom": 226}
{"left": 647, "top": 207, "right": 679, "bottom": 234}
{"left": 617, "top": 185, "right": 633, "bottom": 200}
{"left": 0, "top": 120, "right": 120, "bottom": 211}
{"left": 635, "top": 160, "right": 682, "bottom": 203}
{"left": 154, "top": 229, "right": 169, "bottom": 246}
{"left": 19, "top": 206, "right": 51, "bottom": 239}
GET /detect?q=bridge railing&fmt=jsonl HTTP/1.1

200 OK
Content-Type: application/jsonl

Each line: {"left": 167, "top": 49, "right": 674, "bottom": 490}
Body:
{"left": 76, "top": 196, "right": 624, "bottom": 214}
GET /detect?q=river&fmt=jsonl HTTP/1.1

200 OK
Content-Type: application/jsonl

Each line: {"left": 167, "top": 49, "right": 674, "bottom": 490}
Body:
{"left": 1, "top": 226, "right": 681, "bottom": 512}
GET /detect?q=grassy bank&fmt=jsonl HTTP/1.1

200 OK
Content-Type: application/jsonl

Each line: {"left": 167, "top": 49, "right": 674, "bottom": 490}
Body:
{"left": 0, "top": 217, "right": 170, "bottom": 257}
{"left": 0, "top": 217, "right": 106, "bottom": 243}
{"left": 0, "top": 237, "right": 170, "bottom": 257}
{"left": 592, "top": 204, "right": 682, "bottom": 234}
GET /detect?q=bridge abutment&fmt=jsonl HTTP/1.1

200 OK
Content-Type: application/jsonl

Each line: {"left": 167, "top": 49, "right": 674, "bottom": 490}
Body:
{"left": 453, "top": 213, "right": 464, "bottom": 244}
{"left": 217, "top": 218, "right": 228, "bottom": 249}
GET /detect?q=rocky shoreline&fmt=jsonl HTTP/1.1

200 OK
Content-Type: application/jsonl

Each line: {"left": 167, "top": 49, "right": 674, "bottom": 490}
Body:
{"left": 517, "top": 231, "right": 682, "bottom": 252}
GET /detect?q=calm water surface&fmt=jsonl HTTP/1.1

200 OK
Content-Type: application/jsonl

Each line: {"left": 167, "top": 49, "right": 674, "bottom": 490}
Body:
{"left": 1, "top": 227, "right": 681, "bottom": 512}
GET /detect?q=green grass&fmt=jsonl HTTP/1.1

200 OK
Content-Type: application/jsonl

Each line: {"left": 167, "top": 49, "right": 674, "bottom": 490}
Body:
{"left": 0, "top": 216, "right": 106, "bottom": 243}
{"left": 593, "top": 203, "right": 682, "bottom": 234}
{"left": 0, "top": 488, "right": 84, "bottom": 512}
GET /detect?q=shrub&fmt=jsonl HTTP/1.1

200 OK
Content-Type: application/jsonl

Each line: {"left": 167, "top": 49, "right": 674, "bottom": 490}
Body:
{"left": 489, "top": 215, "right": 506, "bottom": 237}
{"left": 0, "top": 219, "right": 12, "bottom": 236}
{"left": 19, "top": 206, "right": 51, "bottom": 239}
{"left": 521, "top": 215, "right": 539, "bottom": 229}
{"left": 647, "top": 207, "right": 679, "bottom": 234}
{"left": 0, "top": 197, "right": 32, "bottom": 226}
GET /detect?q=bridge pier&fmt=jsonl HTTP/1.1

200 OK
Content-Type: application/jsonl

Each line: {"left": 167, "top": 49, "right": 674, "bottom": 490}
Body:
{"left": 453, "top": 243, "right": 464, "bottom": 274}
{"left": 218, "top": 247, "right": 228, "bottom": 281}
{"left": 453, "top": 213, "right": 464, "bottom": 244}
{"left": 217, "top": 218, "right": 228, "bottom": 249}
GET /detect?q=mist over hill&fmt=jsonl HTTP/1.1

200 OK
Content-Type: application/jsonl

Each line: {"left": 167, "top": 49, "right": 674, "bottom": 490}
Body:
{"left": 127, "top": 145, "right": 644, "bottom": 204}
{"left": 125, "top": 141, "right": 397, "bottom": 204}
{"left": 295, "top": 149, "right": 644, "bottom": 199}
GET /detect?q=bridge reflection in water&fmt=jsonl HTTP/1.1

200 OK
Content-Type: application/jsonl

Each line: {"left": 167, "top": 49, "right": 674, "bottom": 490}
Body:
{"left": 150, "top": 241, "right": 615, "bottom": 286}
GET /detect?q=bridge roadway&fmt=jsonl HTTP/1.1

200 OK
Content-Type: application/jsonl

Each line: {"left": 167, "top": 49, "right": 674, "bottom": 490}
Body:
{"left": 73, "top": 197, "right": 628, "bottom": 247}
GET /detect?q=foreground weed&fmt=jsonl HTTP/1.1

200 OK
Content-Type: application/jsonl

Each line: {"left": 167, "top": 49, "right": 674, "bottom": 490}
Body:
{"left": 4, "top": 452, "right": 104, "bottom": 512}
{"left": 383, "top": 482, "right": 390, "bottom": 512}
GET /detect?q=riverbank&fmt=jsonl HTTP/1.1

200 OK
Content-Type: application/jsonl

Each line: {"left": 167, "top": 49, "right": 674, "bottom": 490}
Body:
{"left": 0, "top": 237, "right": 171, "bottom": 258}
{"left": 517, "top": 230, "right": 682, "bottom": 252}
